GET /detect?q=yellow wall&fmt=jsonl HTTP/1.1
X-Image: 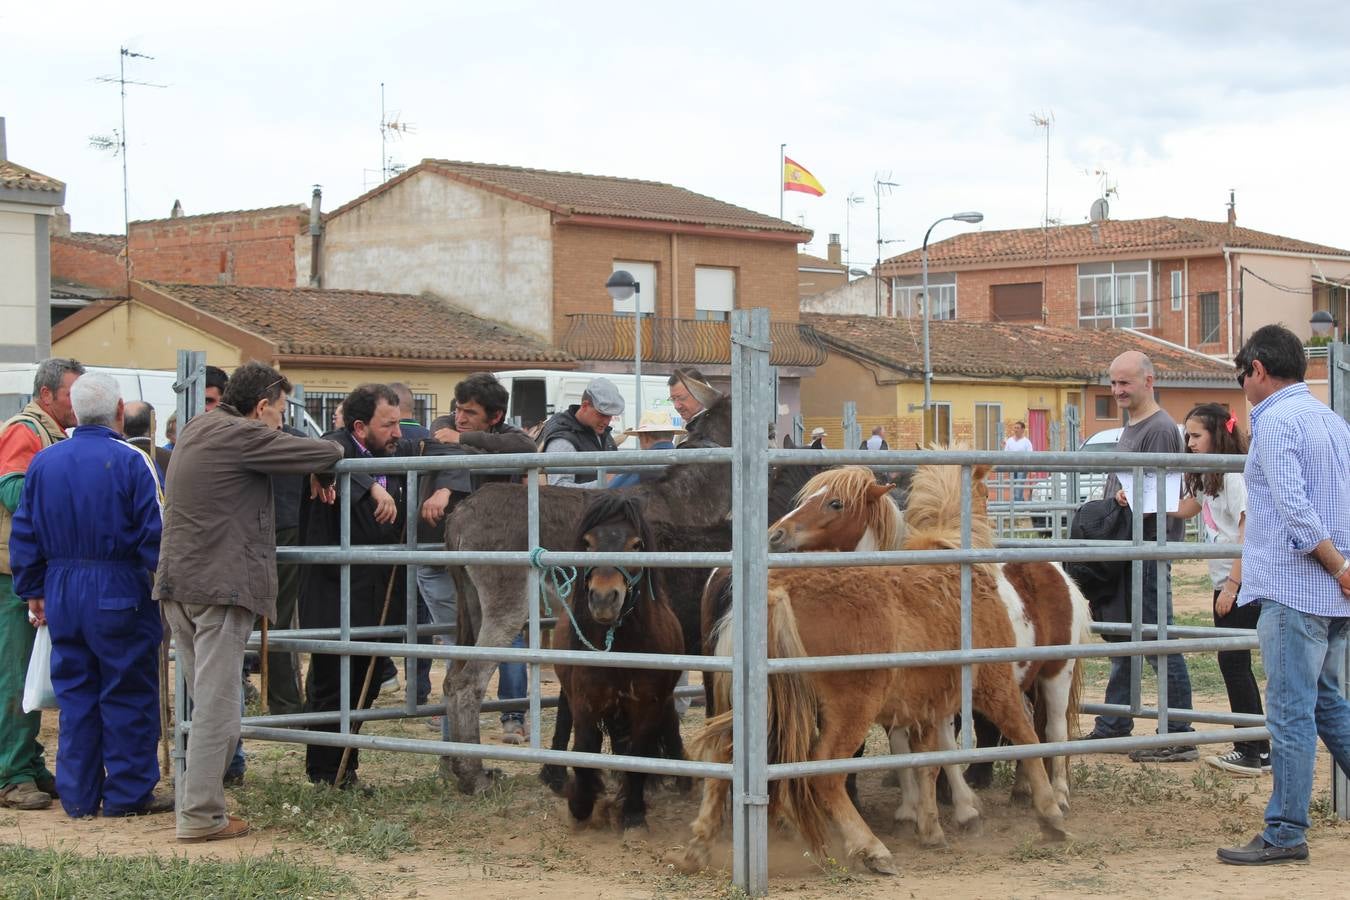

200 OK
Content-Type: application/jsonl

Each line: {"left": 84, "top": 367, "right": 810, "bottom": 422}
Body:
{"left": 279, "top": 366, "right": 473, "bottom": 420}
{"left": 801, "top": 351, "right": 1089, "bottom": 449}
{"left": 54, "top": 302, "right": 243, "bottom": 370}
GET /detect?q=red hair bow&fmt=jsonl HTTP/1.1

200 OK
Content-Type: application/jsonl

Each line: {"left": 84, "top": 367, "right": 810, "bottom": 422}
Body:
{"left": 1225, "top": 414, "right": 1237, "bottom": 434}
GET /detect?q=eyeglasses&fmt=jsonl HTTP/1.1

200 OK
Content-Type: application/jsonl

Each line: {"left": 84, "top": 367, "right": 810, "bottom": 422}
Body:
{"left": 1236, "top": 366, "right": 1252, "bottom": 387}
{"left": 259, "top": 378, "right": 286, "bottom": 400}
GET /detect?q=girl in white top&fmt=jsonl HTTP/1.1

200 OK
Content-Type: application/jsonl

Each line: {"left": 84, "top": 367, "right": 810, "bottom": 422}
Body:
{"left": 1174, "top": 402, "right": 1268, "bottom": 777}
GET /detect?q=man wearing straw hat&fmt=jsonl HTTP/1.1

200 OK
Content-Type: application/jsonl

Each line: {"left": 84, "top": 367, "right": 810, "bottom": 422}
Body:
{"left": 610, "top": 411, "right": 686, "bottom": 487}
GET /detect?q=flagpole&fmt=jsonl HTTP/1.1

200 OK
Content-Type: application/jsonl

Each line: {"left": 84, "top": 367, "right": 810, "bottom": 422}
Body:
{"left": 779, "top": 143, "right": 786, "bottom": 220}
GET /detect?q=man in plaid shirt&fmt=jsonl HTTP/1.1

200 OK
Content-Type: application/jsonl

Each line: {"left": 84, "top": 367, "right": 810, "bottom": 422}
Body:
{"left": 1218, "top": 324, "right": 1350, "bottom": 866}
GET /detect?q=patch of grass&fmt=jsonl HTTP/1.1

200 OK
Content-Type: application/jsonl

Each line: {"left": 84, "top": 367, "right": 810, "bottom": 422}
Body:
{"left": 1071, "top": 761, "right": 1192, "bottom": 805}
{"left": 810, "top": 853, "right": 865, "bottom": 885}
{"left": 1007, "top": 836, "right": 1102, "bottom": 862}
{"left": 0, "top": 843, "right": 359, "bottom": 899}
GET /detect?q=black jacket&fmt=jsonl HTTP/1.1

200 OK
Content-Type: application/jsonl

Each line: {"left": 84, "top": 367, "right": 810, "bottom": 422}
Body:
{"left": 537, "top": 405, "right": 617, "bottom": 484}
{"left": 1065, "top": 498, "right": 1133, "bottom": 622}
{"left": 299, "top": 429, "right": 407, "bottom": 630}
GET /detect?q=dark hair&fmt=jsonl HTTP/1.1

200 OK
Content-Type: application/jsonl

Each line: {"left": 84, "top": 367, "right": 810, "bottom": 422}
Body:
{"left": 1182, "top": 402, "right": 1248, "bottom": 499}
{"left": 454, "top": 372, "right": 508, "bottom": 421}
{"left": 430, "top": 414, "right": 456, "bottom": 433}
{"left": 668, "top": 367, "right": 706, "bottom": 387}
{"left": 222, "top": 362, "right": 291, "bottom": 416}
{"left": 343, "top": 383, "right": 400, "bottom": 431}
{"left": 1235, "top": 324, "right": 1306, "bottom": 383}
{"left": 1013, "top": 420, "right": 1026, "bottom": 428}
{"left": 33, "top": 357, "right": 85, "bottom": 397}
{"left": 205, "top": 365, "right": 230, "bottom": 393}
{"left": 387, "top": 381, "right": 415, "bottom": 415}
{"left": 122, "top": 401, "right": 154, "bottom": 439}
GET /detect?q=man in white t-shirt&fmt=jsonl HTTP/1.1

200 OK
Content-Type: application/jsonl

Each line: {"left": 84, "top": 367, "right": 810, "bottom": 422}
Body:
{"left": 1003, "top": 420, "right": 1034, "bottom": 500}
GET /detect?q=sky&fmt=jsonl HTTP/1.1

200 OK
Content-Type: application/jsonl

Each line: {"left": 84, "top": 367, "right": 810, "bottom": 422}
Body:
{"left": 5, "top": 0, "right": 1349, "bottom": 266}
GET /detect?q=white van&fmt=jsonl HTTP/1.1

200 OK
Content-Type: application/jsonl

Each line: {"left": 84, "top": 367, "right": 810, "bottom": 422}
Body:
{"left": 493, "top": 369, "right": 678, "bottom": 448}
{"left": 0, "top": 364, "right": 321, "bottom": 444}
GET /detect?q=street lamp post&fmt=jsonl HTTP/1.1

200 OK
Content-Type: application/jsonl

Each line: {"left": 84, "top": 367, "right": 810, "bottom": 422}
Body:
{"left": 1311, "top": 309, "right": 1340, "bottom": 343}
{"left": 606, "top": 270, "right": 643, "bottom": 416}
{"left": 914, "top": 211, "right": 984, "bottom": 440}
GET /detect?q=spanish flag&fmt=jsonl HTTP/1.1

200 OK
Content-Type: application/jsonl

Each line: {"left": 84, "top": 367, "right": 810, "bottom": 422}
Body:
{"left": 783, "top": 157, "right": 825, "bottom": 197}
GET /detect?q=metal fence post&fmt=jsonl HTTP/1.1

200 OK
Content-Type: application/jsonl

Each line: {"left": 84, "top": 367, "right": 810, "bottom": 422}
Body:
{"left": 404, "top": 470, "right": 419, "bottom": 715}
{"left": 171, "top": 350, "right": 206, "bottom": 812}
{"left": 959, "top": 465, "right": 974, "bottom": 749}
{"left": 730, "top": 308, "right": 771, "bottom": 895}
{"left": 1154, "top": 465, "right": 1169, "bottom": 736}
{"left": 1330, "top": 340, "right": 1350, "bottom": 819}
{"left": 842, "top": 400, "right": 860, "bottom": 451}
{"left": 339, "top": 472, "right": 352, "bottom": 742}
{"left": 527, "top": 468, "right": 542, "bottom": 749}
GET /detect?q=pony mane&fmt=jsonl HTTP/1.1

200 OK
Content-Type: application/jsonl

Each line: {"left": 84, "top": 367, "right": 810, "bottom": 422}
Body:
{"left": 794, "top": 466, "right": 905, "bottom": 551}
{"left": 902, "top": 459, "right": 996, "bottom": 574}
{"left": 574, "top": 493, "right": 656, "bottom": 554}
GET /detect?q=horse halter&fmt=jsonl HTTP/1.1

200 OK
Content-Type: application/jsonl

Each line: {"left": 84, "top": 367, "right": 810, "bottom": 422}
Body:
{"left": 582, "top": 564, "right": 647, "bottom": 645}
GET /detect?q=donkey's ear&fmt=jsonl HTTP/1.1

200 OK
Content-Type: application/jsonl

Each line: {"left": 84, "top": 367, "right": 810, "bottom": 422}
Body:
{"left": 679, "top": 372, "right": 722, "bottom": 411}
{"left": 866, "top": 481, "right": 895, "bottom": 499}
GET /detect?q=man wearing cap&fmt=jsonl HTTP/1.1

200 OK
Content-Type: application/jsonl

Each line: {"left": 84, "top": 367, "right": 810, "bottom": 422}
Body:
{"left": 610, "top": 412, "right": 686, "bottom": 488}
{"left": 810, "top": 427, "right": 827, "bottom": 450}
{"left": 536, "top": 378, "right": 624, "bottom": 488}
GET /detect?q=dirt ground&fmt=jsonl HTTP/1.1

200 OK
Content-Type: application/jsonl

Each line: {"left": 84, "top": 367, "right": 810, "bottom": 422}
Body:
{"left": 5, "top": 559, "right": 1350, "bottom": 897}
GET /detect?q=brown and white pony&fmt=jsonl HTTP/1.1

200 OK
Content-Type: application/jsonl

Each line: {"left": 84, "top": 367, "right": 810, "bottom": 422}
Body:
{"left": 771, "top": 464, "right": 1090, "bottom": 817}
{"left": 682, "top": 466, "right": 1068, "bottom": 876}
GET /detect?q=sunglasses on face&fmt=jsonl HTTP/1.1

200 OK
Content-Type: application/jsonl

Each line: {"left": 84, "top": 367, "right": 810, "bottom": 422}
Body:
{"left": 1236, "top": 365, "right": 1252, "bottom": 387}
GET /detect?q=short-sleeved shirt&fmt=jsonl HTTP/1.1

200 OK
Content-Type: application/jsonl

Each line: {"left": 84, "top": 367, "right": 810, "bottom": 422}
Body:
{"left": 1103, "top": 408, "right": 1185, "bottom": 542}
{"left": 1197, "top": 472, "right": 1246, "bottom": 588}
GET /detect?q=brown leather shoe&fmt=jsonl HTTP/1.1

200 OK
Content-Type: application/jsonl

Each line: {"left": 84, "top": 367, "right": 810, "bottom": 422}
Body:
{"left": 178, "top": 815, "right": 251, "bottom": 843}
{"left": 0, "top": 781, "right": 52, "bottom": 811}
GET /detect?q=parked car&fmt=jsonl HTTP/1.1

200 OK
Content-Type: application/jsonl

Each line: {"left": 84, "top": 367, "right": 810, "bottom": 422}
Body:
{"left": 1074, "top": 428, "right": 1121, "bottom": 503}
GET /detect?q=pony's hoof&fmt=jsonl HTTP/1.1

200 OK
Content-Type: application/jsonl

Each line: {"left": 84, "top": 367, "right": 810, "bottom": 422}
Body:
{"left": 862, "top": 850, "right": 899, "bottom": 876}
{"left": 917, "top": 830, "right": 949, "bottom": 850}
{"left": 455, "top": 767, "right": 500, "bottom": 796}
{"left": 956, "top": 814, "right": 982, "bottom": 835}
{"left": 539, "top": 765, "right": 567, "bottom": 795}
{"left": 1040, "top": 820, "right": 1069, "bottom": 843}
{"left": 675, "top": 846, "right": 709, "bottom": 874}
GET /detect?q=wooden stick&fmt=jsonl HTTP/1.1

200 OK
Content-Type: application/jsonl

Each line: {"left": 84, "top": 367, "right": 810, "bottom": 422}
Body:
{"left": 334, "top": 567, "right": 399, "bottom": 787}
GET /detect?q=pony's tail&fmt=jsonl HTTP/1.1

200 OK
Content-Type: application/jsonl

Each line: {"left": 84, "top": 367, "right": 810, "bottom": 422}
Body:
{"left": 689, "top": 587, "right": 829, "bottom": 855}
{"left": 902, "top": 461, "right": 996, "bottom": 579}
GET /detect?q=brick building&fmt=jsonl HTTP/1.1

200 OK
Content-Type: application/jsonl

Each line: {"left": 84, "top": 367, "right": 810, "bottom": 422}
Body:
{"left": 128, "top": 204, "right": 308, "bottom": 288}
{"left": 797, "top": 235, "right": 848, "bottom": 299}
{"left": 876, "top": 205, "right": 1350, "bottom": 360}
{"left": 802, "top": 313, "right": 1242, "bottom": 449}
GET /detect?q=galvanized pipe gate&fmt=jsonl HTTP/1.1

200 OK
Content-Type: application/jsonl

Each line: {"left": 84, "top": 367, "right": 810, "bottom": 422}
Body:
{"left": 166, "top": 329, "right": 1350, "bottom": 896}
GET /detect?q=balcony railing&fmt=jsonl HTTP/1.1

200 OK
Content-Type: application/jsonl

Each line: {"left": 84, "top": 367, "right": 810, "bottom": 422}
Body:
{"left": 561, "top": 313, "right": 827, "bottom": 368}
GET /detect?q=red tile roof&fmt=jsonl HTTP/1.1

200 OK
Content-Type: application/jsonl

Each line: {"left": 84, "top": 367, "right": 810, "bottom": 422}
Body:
{"left": 328, "top": 159, "right": 810, "bottom": 237}
{"left": 798, "top": 253, "right": 846, "bottom": 271}
{"left": 143, "top": 282, "right": 574, "bottom": 364}
{"left": 0, "top": 160, "right": 64, "bottom": 194}
{"left": 804, "top": 313, "right": 1237, "bottom": 384}
{"left": 879, "top": 217, "right": 1350, "bottom": 273}
{"left": 55, "top": 232, "right": 127, "bottom": 253}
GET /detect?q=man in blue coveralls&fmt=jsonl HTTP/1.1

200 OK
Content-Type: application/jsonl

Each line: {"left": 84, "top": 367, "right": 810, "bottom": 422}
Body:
{"left": 10, "top": 372, "right": 170, "bottom": 818}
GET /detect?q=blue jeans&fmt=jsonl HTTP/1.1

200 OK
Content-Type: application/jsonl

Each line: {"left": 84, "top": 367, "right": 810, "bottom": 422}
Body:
{"left": 499, "top": 633, "right": 526, "bottom": 725}
{"left": 1258, "top": 600, "right": 1350, "bottom": 848}
{"left": 416, "top": 566, "right": 457, "bottom": 637}
{"left": 1094, "top": 561, "right": 1195, "bottom": 737}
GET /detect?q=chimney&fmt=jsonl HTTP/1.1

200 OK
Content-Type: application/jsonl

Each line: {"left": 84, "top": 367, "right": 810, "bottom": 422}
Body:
{"left": 1226, "top": 189, "right": 1236, "bottom": 228}
{"left": 49, "top": 207, "right": 72, "bottom": 237}
{"left": 0, "top": 116, "right": 7, "bottom": 162}
{"left": 309, "top": 185, "right": 324, "bottom": 288}
{"left": 827, "top": 232, "right": 841, "bottom": 264}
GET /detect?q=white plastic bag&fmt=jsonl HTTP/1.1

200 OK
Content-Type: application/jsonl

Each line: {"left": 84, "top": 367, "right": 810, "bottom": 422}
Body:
{"left": 22, "top": 625, "right": 57, "bottom": 713}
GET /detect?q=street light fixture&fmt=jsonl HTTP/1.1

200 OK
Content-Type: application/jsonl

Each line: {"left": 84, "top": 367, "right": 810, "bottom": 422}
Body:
{"left": 914, "top": 211, "right": 984, "bottom": 441}
{"left": 1310, "top": 309, "right": 1339, "bottom": 342}
{"left": 606, "top": 270, "right": 643, "bottom": 416}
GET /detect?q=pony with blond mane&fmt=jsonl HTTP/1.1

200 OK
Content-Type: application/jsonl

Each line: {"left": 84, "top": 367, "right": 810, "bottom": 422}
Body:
{"left": 682, "top": 463, "right": 1067, "bottom": 876}
{"left": 767, "top": 466, "right": 906, "bottom": 553}
{"left": 770, "top": 462, "right": 1090, "bottom": 819}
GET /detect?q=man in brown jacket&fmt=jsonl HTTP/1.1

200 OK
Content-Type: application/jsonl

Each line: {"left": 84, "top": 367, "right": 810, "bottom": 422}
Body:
{"left": 156, "top": 362, "right": 342, "bottom": 843}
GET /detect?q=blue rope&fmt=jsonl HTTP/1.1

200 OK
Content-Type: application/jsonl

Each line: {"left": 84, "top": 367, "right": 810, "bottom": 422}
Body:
{"left": 528, "top": 548, "right": 643, "bottom": 653}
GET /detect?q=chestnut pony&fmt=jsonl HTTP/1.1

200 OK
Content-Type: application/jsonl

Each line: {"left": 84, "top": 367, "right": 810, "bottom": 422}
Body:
{"left": 682, "top": 464, "right": 1068, "bottom": 876}
{"left": 771, "top": 464, "right": 1090, "bottom": 817}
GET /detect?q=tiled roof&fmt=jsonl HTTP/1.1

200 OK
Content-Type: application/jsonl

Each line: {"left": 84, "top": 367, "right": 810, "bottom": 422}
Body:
{"left": 129, "top": 204, "right": 307, "bottom": 226}
{"left": 804, "top": 313, "right": 1237, "bottom": 383}
{"left": 56, "top": 232, "right": 127, "bottom": 253}
{"left": 329, "top": 159, "right": 809, "bottom": 236}
{"left": 798, "top": 252, "right": 846, "bottom": 270}
{"left": 879, "top": 217, "right": 1350, "bottom": 272}
{"left": 0, "top": 160, "right": 64, "bottom": 194}
{"left": 143, "top": 282, "right": 575, "bottom": 364}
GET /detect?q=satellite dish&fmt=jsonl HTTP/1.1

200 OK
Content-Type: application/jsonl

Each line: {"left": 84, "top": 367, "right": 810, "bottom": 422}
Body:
{"left": 1089, "top": 197, "right": 1109, "bottom": 222}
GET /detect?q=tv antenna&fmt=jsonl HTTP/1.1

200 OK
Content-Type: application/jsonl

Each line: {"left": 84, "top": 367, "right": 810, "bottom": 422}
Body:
{"left": 1030, "top": 110, "right": 1054, "bottom": 228}
{"left": 1086, "top": 167, "right": 1118, "bottom": 222}
{"left": 874, "top": 173, "right": 901, "bottom": 316}
{"left": 91, "top": 47, "right": 166, "bottom": 286}
{"left": 380, "top": 82, "right": 415, "bottom": 183}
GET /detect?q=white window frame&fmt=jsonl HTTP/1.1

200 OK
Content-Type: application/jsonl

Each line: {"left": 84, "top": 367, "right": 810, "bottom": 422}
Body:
{"left": 694, "top": 266, "right": 735, "bottom": 322}
{"left": 925, "top": 401, "right": 953, "bottom": 446}
{"left": 612, "top": 260, "right": 656, "bottom": 316}
{"left": 894, "top": 273, "right": 957, "bottom": 321}
{"left": 1077, "top": 260, "right": 1152, "bottom": 329}
{"left": 974, "top": 402, "right": 1003, "bottom": 451}
{"left": 1170, "top": 270, "right": 1183, "bottom": 312}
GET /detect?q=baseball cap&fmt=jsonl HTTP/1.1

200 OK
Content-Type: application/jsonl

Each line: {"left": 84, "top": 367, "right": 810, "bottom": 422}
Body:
{"left": 583, "top": 377, "right": 625, "bottom": 416}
